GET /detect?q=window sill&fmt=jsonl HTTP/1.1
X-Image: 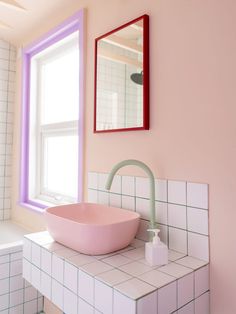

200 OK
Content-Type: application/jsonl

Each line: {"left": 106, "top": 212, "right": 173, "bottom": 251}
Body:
{"left": 19, "top": 196, "right": 73, "bottom": 214}
{"left": 18, "top": 201, "right": 45, "bottom": 214}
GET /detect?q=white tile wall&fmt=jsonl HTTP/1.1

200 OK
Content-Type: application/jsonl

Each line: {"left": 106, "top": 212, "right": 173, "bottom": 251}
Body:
{"left": 88, "top": 171, "right": 209, "bottom": 262}
{"left": 158, "top": 281, "right": 177, "bottom": 314}
{"left": 0, "top": 39, "right": 15, "bottom": 221}
{"left": 0, "top": 241, "right": 43, "bottom": 313}
{"left": 23, "top": 231, "right": 210, "bottom": 314}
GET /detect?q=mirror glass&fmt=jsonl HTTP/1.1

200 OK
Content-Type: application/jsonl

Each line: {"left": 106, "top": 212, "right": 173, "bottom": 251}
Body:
{"left": 94, "top": 15, "right": 149, "bottom": 132}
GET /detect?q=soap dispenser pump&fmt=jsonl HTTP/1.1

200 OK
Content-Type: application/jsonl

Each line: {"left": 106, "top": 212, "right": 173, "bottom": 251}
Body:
{"left": 145, "top": 229, "right": 168, "bottom": 266}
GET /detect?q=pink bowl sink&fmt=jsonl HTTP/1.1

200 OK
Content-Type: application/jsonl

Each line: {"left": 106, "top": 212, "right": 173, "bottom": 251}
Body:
{"left": 44, "top": 203, "right": 140, "bottom": 255}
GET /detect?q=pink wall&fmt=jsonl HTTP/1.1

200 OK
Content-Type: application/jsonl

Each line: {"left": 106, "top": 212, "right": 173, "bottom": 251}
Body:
{"left": 12, "top": 1, "right": 236, "bottom": 313}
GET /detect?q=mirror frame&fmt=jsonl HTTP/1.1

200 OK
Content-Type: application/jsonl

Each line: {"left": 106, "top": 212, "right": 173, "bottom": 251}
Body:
{"left": 94, "top": 14, "right": 149, "bottom": 133}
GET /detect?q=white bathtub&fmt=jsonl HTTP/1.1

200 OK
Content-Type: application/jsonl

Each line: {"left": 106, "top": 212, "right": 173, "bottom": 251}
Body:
{"left": 0, "top": 220, "right": 27, "bottom": 244}
{"left": 0, "top": 220, "right": 44, "bottom": 314}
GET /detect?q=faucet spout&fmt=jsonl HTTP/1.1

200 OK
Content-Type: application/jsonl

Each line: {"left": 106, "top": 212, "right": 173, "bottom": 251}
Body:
{"left": 106, "top": 159, "right": 156, "bottom": 229}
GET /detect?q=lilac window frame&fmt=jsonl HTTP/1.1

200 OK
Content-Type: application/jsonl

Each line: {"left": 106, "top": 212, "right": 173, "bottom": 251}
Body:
{"left": 19, "top": 10, "right": 85, "bottom": 212}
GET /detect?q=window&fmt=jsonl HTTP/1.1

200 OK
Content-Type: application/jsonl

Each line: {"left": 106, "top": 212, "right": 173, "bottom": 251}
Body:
{"left": 20, "top": 11, "right": 84, "bottom": 211}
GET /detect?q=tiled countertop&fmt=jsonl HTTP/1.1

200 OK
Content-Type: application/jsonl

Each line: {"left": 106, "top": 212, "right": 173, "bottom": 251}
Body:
{"left": 23, "top": 232, "right": 210, "bottom": 314}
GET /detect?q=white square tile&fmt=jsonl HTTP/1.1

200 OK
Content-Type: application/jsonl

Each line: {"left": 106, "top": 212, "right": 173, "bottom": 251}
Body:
{"left": 195, "top": 265, "right": 209, "bottom": 298}
{"left": 136, "top": 197, "right": 149, "bottom": 219}
{"left": 137, "top": 291, "right": 158, "bottom": 314}
{"left": 155, "top": 179, "right": 167, "bottom": 202}
{"left": 136, "top": 219, "right": 149, "bottom": 242}
{"left": 169, "top": 227, "right": 187, "bottom": 254}
{"left": 158, "top": 263, "right": 192, "bottom": 278}
{"left": 178, "top": 301, "right": 194, "bottom": 314}
{"left": 178, "top": 273, "right": 194, "bottom": 308}
{"left": 130, "top": 238, "right": 145, "bottom": 248}
{"left": 122, "top": 176, "right": 135, "bottom": 196}
{"left": 168, "top": 250, "right": 186, "bottom": 262}
{"left": 64, "top": 261, "right": 78, "bottom": 294}
{"left": 88, "top": 172, "right": 98, "bottom": 189}
{"left": 31, "top": 264, "right": 40, "bottom": 290}
{"left": 187, "top": 207, "right": 208, "bottom": 235}
{"left": 10, "top": 251, "right": 22, "bottom": 262}
{"left": 78, "top": 298, "right": 94, "bottom": 314}
{"left": 63, "top": 287, "right": 78, "bottom": 314}
{"left": 10, "top": 259, "right": 22, "bottom": 276}
{"left": 87, "top": 189, "right": 98, "bottom": 203}
{"left": 80, "top": 261, "right": 113, "bottom": 276}
{"left": 155, "top": 202, "right": 168, "bottom": 225}
{"left": 155, "top": 224, "right": 168, "bottom": 245}
{"left": 168, "top": 180, "right": 186, "bottom": 205}
{"left": 109, "top": 175, "right": 121, "bottom": 194}
{"left": 102, "top": 254, "right": 131, "bottom": 267}
{"left": 168, "top": 204, "right": 187, "bottom": 229}
{"left": 109, "top": 193, "right": 121, "bottom": 208}
{"left": 9, "top": 289, "right": 23, "bottom": 307}
{"left": 78, "top": 270, "right": 94, "bottom": 305}
{"left": 188, "top": 232, "right": 209, "bottom": 261}
{"left": 43, "top": 241, "right": 65, "bottom": 252}
{"left": 52, "top": 254, "right": 64, "bottom": 283}
{"left": 37, "top": 297, "right": 44, "bottom": 312}
{"left": 41, "top": 248, "right": 52, "bottom": 275}
{"left": 136, "top": 177, "right": 149, "bottom": 199}
{"left": 67, "top": 253, "right": 96, "bottom": 267}
{"left": 94, "top": 279, "right": 113, "bottom": 314}
{"left": 24, "top": 286, "right": 37, "bottom": 302}
{"left": 114, "top": 278, "right": 156, "bottom": 299}
{"left": 22, "top": 259, "right": 31, "bottom": 282}
{"left": 54, "top": 247, "right": 78, "bottom": 259}
{"left": 195, "top": 291, "right": 210, "bottom": 314}
{"left": 0, "top": 294, "right": 9, "bottom": 311}
{"left": 40, "top": 271, "right": 51, "bottom": 299}
{"left": 122, "top": 247, "right": 145, "bottom": 261}
{"left": 23, "top": 239, "right": 31, "bottom": 260}
{"left": 122, "top": 195, "right": 135, "bottom": 211}
{"left": 98, "top": 191, "right": 109, "bottom": 205}
{"left": 24, "top": 300, "right": 38, "bottom": 314}
{"left": 113, "top": 289, "right": 136, "bottom": 314}
{"left": 95, "top": 269, "right": 131, "bottom": 287}
{"left": 175, "top": 256, "right": 208, "bottom": 270}
{"left": 0, "top": 278, "right": 9, "bottom": 295}
{"left": 187, "top": 183, "right": 208, "bottom": 209}
{"left": 9, "top": 304, "right": 23, "bottom": 314}
{"left": 98, "top": 173, "right": 108, "bottom": 191}
{"left": 119, "top": 261, "right": 153, "bottom": 277}
{"left": 3, "top": 209, "right": 10, "bottom": 220}
{"left": 0, "top": 48, "right": 9, "bottom": 60}
{"left": 0, "top": 40, "right": 9, "bottom": 49}
{"left": 158, "top": 281, "right": 177, "bottom": 314}
{"left": 52, "top": 279, "right": 63, "bottom": 310}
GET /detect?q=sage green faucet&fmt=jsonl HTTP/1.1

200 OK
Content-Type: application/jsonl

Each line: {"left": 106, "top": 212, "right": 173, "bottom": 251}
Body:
{"left": 105, "top": 159, "right": 156, "bottom": 229}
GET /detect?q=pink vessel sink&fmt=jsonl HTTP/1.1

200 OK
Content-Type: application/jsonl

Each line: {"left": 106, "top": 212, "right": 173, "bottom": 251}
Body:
{"left": 44, "top": 203, "right": 140, "bottom": 255}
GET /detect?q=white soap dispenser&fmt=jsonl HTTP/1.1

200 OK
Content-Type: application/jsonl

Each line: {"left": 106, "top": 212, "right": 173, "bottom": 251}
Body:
{"left": 145, "top": 229, "right": 168, "bottom": 266}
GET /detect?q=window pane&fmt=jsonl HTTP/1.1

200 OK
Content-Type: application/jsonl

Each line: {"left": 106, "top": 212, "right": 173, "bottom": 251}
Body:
{"left": 40, "top": 38, "right": 79, "bottom": 124}
{"left": 43, "top": 135, "right": 78, "bottom": 198}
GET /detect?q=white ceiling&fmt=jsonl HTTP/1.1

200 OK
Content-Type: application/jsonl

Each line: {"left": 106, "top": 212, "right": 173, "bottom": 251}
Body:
{"left": 0, "top": 0, "right": 78, "bottom": 46}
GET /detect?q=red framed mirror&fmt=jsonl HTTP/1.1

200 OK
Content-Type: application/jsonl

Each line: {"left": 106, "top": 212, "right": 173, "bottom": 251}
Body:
{"left": 94, "top": 15, "right": 149, "bottom": 133}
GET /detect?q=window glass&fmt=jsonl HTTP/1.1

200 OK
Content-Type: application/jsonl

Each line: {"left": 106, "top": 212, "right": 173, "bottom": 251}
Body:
{"left": 42, "top": 134, "right": 78, "bottom": 198}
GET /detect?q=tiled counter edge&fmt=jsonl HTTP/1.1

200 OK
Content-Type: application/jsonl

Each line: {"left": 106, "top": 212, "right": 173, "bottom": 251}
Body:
{"left": 23, "top": 232, "right": 210, "bottom": 314}
{"left": 0, "top": 241, "right": 43, "bottom": 314}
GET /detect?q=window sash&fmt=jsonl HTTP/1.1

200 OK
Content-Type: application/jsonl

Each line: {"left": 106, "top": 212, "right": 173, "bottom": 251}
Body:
{"left": 36, "top": 126, "right": 78, "bottom": 203}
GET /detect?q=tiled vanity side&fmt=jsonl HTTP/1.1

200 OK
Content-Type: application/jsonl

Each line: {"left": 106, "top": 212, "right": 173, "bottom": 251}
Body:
{"left": 0, "top": 242, "right": 43, "bottom": 314}
{"left": 88, "top": 172, "right": 209, "bottom": 262}
{"left": 23, "top": 232, "right": 210, "bottom": 314}
{"left": 0, "top": 40, "right": 16, "bottom": 221}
